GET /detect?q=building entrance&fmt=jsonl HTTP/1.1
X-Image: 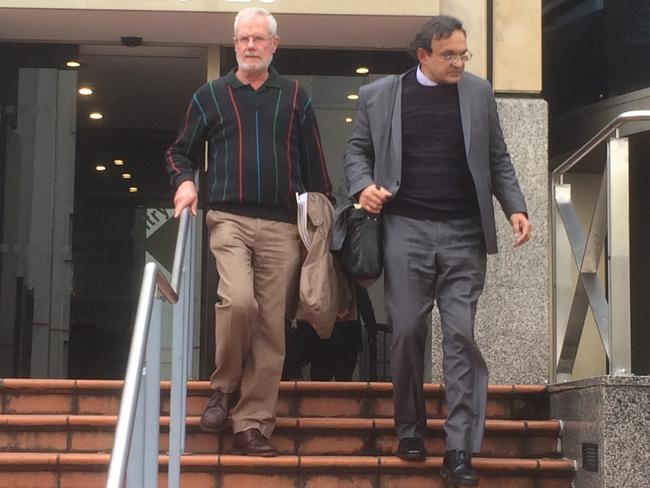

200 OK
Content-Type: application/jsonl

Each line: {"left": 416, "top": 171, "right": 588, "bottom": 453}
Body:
{"left": 0, "top": 42, "right": 414, "bottom": 381}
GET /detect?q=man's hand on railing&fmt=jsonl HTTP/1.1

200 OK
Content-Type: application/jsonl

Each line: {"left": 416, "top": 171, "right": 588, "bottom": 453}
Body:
{"left": 173, "top": 180, "right": 198, "bottom": 218}
{"left": 510, "top": 212, "right": 531, "bottom": 247}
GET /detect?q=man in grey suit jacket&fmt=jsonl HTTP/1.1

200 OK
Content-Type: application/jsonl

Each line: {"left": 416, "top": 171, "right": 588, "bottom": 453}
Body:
{"left": 343, "top": 15, "right": 530, "bottom": 486}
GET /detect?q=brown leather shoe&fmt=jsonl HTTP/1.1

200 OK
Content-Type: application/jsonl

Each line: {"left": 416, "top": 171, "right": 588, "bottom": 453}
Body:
{"left": 199, "top": 389, "right": 239, "bottom": 432}
{"left": 232, "top": 428, "right": 278, "bottom": 457}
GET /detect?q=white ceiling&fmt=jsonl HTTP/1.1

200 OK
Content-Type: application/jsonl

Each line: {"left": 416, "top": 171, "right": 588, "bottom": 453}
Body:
{"left": 0, "top": 8, "right": 427, "bottom": 49}
{"left": 2, "top": 8, "right": 427, "bottom": 131}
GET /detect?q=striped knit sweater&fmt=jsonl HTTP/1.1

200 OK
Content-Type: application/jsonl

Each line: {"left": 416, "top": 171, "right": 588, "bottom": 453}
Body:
{"left": 165, "top": 67, "right": 331, "bottom": 222}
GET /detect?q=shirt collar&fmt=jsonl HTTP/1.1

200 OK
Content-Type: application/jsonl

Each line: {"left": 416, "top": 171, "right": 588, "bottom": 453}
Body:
{"left": 416, "top": 65, "right": 438, "bottom": 87}
{"left": 225, "top": 66, "right": 282, "bottom": 89}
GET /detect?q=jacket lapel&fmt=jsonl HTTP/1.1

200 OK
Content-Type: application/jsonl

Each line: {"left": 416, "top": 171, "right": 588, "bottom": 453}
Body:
{"left": 457, "top": 75, "right": 472, "bottom": 159}
{"left": 388, "top": 74, "right": 403, "bottom": 172}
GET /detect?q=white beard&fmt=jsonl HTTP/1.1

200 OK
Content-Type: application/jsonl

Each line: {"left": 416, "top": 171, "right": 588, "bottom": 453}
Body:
{"left": 237, "top": 53, "right": 273, "bottom": 74}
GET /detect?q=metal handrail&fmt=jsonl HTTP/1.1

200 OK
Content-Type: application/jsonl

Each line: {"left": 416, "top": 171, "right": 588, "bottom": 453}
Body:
{"left": 105, "top": 208, "right": 191, "bottom": 488}
{"left": 552, "top": 110, "right": 650, "bottom": 181}
{"left": 551, "top": 110, "right": 649, "bottom": 381}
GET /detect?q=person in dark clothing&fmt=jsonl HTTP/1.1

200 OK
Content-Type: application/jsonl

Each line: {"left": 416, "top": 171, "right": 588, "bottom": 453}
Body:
{"left": 343, "top": 15, "right": 531, "bottom": 486}
{"left": 282, "top": 286, "right": 380, "bottom": 381}
{"left": 166, "top": 7, "right": 331, "bottom": 457}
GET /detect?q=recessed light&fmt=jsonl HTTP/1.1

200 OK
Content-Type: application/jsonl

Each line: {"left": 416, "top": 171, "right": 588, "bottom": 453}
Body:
{"left": 95, "top": 165, "right": 106, "bottom": 171}
{"left": 121, "top": 173, "right": 132, "bottom": 179}
{"left": 113, "top": 159, "right": 124, "bottom": 166}
{"left": 78, "top": 87, "right": 93, "bottom": 96}
{"left": 355, "top": 67, "right": 369, "bottom": 75}
{"left": 347, "top": 94, "right": 359, "bottom": 101}
{"left": 128, "top": 186, "right": 138, "bottom": 193}
{"left": 66, "top": 60, "right": 81, "bottom": 68}
{"left": 89, "top": 112, "right": 103, "bottom": 120}
{"left": 345, "top": 117, "right": 353, "bottom": 123}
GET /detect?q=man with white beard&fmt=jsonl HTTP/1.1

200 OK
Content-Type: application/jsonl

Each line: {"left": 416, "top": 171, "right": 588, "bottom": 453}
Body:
{"left": 165, "top": 7, "right": 331, "bottom": 456}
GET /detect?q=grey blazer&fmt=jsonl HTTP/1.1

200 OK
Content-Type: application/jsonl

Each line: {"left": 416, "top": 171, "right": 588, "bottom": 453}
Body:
{"left": 343, "top": 68, "right": 527, "bottom": 254}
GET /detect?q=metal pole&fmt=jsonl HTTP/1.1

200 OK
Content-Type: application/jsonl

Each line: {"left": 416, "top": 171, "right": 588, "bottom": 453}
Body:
{"left": 168, "top": 278, "right": 186, "bottom": 488}
{"left": 144, "top": 298, "right": 162, "bottom": 487}
{"left": 606, "top": 137, "right": 632, "bottom": 375}
{"left": 126, "top": 370, "right": 145, "bottom": 487}
{"left": 106, "top": 262, "right": 157, "bottom": 488}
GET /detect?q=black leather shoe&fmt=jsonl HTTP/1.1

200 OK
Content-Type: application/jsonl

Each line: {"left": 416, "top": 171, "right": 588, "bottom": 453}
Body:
{"left": 199, "top": 389, "right": 239, "bottom": 432}
{"left": 440, "top": 449, "right": 479, "bottom": 486}
{"left": 233, "top": 428, "right": 278, "bottom": 457}
{"left": 396, "top": 437, "right": 427, "bottom": 461}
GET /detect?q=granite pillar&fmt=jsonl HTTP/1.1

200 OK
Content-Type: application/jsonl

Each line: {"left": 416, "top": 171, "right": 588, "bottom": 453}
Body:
{"left": 549, "top": 376, "right": 650, "bottom": 488}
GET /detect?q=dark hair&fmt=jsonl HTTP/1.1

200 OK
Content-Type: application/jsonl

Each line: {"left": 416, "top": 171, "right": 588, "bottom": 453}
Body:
{"left": 408, "top": 15, "right": 465, "bottom": 59}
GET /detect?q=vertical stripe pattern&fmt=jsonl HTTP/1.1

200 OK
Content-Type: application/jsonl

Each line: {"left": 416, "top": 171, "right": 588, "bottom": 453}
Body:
{"left": 272, "top": 90, "right": 282, "bottom": 204}
{"left": 226, "top": 85, "right": 244, "bottom": 202}
{"left": 255, "top": 110, "right": 261, "bottom": 203}
{"left": 208, "top": 81, "right": 229, "bottom": 201}
{"left": 165, "top": 70, "right": 331, "bottom": 211}
{"left": 285, "top": 80, "right": 300, "bottom": 196}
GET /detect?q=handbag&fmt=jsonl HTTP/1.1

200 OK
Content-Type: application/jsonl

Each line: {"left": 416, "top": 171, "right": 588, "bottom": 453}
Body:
{"left": 337, "top": 203, "right": 383, "bottom": 284}
{"left": 335, "top": 75, "right": 398, "bottom": 286}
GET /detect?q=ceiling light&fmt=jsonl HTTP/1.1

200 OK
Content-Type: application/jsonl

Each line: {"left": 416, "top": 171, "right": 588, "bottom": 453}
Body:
{"left": 95, "top": 165, "right": 106, "bottom": 172}
{"left": 258, "top": 0, "right": 276, "bottom": 3}
{"left": 128, "top": 186, "right": 138, "bottom": 193}
{"left": 347, "top": 94, "right": 359, "bottom": 101}
{"left": 345, "top": 117, "right": 353, "bottom": 123}
{"left": 113, "top": 159, "right": 124, "bottom": 166}
{"left": 122, "top": 173, "right": 132, "bottom": 179}
{"left": 355, "top": 67, "right": 369, "bottom": 75}
{"left": 78, "top": 87, "right": 93, "bottom": 96}
{"left": 66, "top": 60, "right": 81, "bottom": 68}
{"left": 89, "top": 112, "right": 103, "bottom": 120}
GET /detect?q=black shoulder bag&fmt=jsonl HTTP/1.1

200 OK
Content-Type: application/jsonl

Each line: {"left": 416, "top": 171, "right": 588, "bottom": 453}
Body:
{"left": 337, "top": 75, "right": 400, "bottom": 286}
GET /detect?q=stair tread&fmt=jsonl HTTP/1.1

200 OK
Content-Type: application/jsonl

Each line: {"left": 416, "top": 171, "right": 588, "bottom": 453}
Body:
{"left": 0, "top": 379, "right": 546, "bottom": 395}
{"left": 0, "top": 451, "right": 576, "bottom": 472}
{"left": 0, "top": 379, "right": 573, "bottom": 485}
{"left": 0, "top": 414, "right": 562, "bottom": 433}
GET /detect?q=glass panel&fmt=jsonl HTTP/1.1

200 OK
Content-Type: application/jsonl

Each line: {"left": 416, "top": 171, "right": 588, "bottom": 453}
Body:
{"left": 0, "top": 44, "right": 78, "bottom": 378}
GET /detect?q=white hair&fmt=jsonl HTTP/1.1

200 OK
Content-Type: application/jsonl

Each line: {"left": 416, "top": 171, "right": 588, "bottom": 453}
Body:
{"left": 233, "top": 7, "right": 278, "bottom": 37}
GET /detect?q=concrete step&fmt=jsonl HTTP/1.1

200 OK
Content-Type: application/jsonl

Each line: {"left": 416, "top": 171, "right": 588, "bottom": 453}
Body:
{"left": 0, "top": 452, "right": 576, "bottom": 488}
{"left": 0, "top": 414, "right": 562, "bottom": 458}
{"left": 0, "top": 379, "right": 550, "bottom": 420}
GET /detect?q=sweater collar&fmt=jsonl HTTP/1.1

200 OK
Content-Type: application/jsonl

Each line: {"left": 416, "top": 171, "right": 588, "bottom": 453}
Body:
{"left": 225, "top": 66, "right": 282, "bottom": 89}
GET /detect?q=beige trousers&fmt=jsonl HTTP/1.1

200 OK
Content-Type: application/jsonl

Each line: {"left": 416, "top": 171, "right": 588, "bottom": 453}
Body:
{"left": 206, "top": 210, "right": 301, "bottom": 438}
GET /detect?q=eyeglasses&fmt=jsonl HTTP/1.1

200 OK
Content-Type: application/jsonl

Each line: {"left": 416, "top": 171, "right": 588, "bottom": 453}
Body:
{"left": 438, "top": 51, "right": 472, "bottom": 63}
{"left": 234, "top": 35, "right": 274, "bottom": 46}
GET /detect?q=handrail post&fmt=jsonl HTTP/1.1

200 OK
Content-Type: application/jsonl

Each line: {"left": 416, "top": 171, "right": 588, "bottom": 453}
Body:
{"left": 606, "top": 136, "right": 632, "bottom": 375}
{"left": 550, "top": 112, "right": 645, "bottom": 382}
{"left": 168, "top": 208, "right": 195, "bottom": 487}
{"left": 143, "top": 297, "right": 162, "bottom": 487}
{"left": 106, "top": 207, "right": 193, "bottom": 488}
{"left": 168, "top": 259, "right": 188, "bottom": 487}
{"left": 106, "top": 263, "right": 158, "bottom": 488}
{"left": 550, "top": 180, "right": 560, "bottom": 383}
{"left": 126, "top": 373, "right": 145, "bottom": 487}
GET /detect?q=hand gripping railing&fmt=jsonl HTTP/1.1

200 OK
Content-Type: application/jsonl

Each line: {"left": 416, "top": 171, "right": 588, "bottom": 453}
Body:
{"left": 551, "top": 110, "right": 650, "bottom": 382}
{"left": 105, "top": 208, "right": 193, "bottom": 488}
